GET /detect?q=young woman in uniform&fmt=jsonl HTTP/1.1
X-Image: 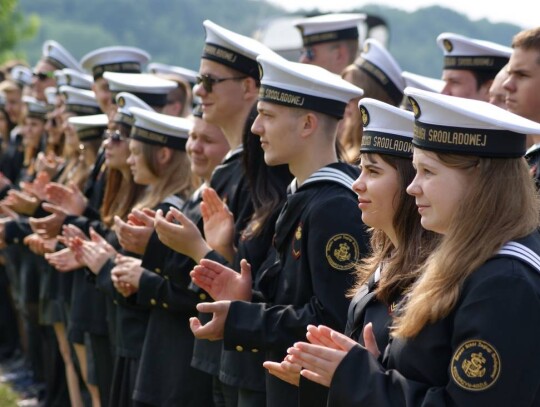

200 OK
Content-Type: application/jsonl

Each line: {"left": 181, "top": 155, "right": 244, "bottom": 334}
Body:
{"left": 287, "top": 88, "right": 540, "bottom": 406}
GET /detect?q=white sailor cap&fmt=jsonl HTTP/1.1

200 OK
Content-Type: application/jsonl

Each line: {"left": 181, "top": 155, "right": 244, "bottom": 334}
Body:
{"left": 54, "top": 68, "right": 93, "bottom": 90}
{"left": 257, "top": 53, "right": 364, "bottom": 118}
{"left": 42, "top": 40, "right": 82, "bottom": 71}
{"left": 202, "top": 20, "right": 274, "bottom": 81}
{"left": 147, "top": 62, "right": 198, "bottom": 86}
{"left": 129, "top": 106, "right": 191, "bottom": 150}
{"left": 22, "top": 96, "right": 48, "bottom": 120}
{"left": 114, "top": 92, "right": 152, "bottom": 127}
{"left": 525, "top": 143, "right": 540, "bottom": 159}
{"left": 68, "top": 114, "right": 108, "bottom": 141}
{"left": 355, "top": 39, "right": 404, "bottom": 106}
{"left": 295, "top": 13, "right": 365, "bottom": 47}
{"left": 80, "top": 46, "right": 150, "bottom": 80}
{"left": 436, "top": 33, "right": 511, "bottom": 72}
{"left": 44, "top": 87, "right": 58, "bottom": 108}
{"left": 11, "top": 66, "right": 33, "bottom": 88}
{"left": 404, "top": 86, "right": 540, "bottom": 157}
{"left": 401, "top": 71, "right": 445, "bottom": 94}
{"left": 59, "top": 85, "right": 101, "bottom": 116}
{"left": 103, "top": 72, "right": 177, "bottom": 108}
{"left": 359, "top": 98, "right": 414, "bottom": 158}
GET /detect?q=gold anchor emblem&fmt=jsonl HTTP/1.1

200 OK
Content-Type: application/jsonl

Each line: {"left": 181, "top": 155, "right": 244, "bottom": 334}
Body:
{"left": 333, "top": 243, "right": 351, "bottom": 262}
{"left": 462, "top": 352, "right": 486, "bottom": 378}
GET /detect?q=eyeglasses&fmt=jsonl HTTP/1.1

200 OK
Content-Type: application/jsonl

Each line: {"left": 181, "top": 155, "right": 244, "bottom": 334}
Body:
{"left": 33, "top": 71, "right": 55, "bottom": 81}
{"left": 196, "top": 74, "right": 248, "bottom": 93}
{"left": 103, "top": 129, "right": 126, "bottom": 143}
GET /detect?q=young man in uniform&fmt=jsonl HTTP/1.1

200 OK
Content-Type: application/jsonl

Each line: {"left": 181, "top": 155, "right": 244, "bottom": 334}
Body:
{"left": 152, "top": 20, "right": 272, "bottom": 406}
{"left": 190, "top": 54, "right": 369, "bottom": 407}
{"left": 503, "top": 27, "right": 540, "bottom": 185}
{"left": 295, "top": 13, "right": 364, "bottom": 74}
{"left": 437, "top": 32, "right": 511, "bottom": 101}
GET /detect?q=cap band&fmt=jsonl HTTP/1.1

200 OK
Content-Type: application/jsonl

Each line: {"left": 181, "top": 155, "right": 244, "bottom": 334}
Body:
{"left": 77, "top": 126, "right": 106, "bottom": 141}
{"left": 413, "top": 121, "right": 526, "bottom": 157}
{"left": 202, "top": 43, "right": 259, "bottom": 80}
{"left": 65, "top": 104, "right": 102, "bottom": 116}
{"left": 111, "top": 91, "right": 168, "bottom": 108}
{"left": 443, "top": 55, "right": 509, "bottom": 71}
{"left": 259, "top": 84, "right": 346, "bottom": 118}
{"left": 356, "top": 58, "right": 403, "bottom": 106}
{"left": 26, "top": 111, "right": 47, "bottom": 121}
{"left": 301, "top": 27, "right": 358, "bottom": 46}
{"left": 130, "top": 126, "right": 187, "bottom": 150}
{"left": 361, "top": 131, "right": 413, "bottom": 157}
{"left": 114, "top": 111, "right": 135, "bottom": 127}
{"left": 93, "top": 62, "right": 142, "bottom": 80}
{"left": 45, "top": 56, "right": 67, "bottom": 70}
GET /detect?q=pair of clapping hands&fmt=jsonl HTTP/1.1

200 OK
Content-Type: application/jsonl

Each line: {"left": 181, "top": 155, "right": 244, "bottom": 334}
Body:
{"left": 188, "top": 258, "right": 381, "bottom": 390}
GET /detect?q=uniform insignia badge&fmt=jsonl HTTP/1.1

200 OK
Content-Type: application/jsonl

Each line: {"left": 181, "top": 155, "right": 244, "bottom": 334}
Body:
{"left": 292, "top": 223, "right": 302, "bottom": 259}
{"left": 451, "top": 339, "right": 500, "bottom": 391}
{"left": 409, "top": 97, "right": 421, "bottom": 119}
{"left": 443, "top": 39, "right": 453, "bottom": 52}
{"left": 258, "top": 63, "right": 264, "bottom": 82}
{"left": 118, "top": 96, "right": 126, "bottom": 107}
{"left": 363, "top": 41, "right": 370, "bottom": 53}
{"left": 360, "top": 105, "right": 369, "bottom": 126}
{"left": 325, "top": 234, "right": 360, "bottom": 270}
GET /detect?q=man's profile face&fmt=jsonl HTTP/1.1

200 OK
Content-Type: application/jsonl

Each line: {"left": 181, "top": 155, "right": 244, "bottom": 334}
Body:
{"left": 504, "top": 48, "right": 540, "bottom": 123}
{"left": 441, "top": 69, "right": 489, "bottom": 101}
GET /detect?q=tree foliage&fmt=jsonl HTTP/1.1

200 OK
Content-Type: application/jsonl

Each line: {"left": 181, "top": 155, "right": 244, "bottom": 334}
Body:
{"left": 0, "top": 0, "right": 39, "bottom": 63}
{"left": 12, "top": 0, "right": 522, "bottom": 78}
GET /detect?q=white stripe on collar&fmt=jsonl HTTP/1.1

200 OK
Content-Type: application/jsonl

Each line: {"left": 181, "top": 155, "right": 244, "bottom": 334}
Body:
{"left": 374, "top": 265, "right": 382, "bottom": 283}
{"left": 223, "top": 145, "right": 244, "bottom": 162}
{"left": 497, "top": 241, "right": 540, "bottom": 273}
{"left": 289, "top": 166, "right": 356, "bottom": 194}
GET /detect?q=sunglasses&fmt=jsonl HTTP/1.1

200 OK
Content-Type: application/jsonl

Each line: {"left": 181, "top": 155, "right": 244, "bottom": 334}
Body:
{"left": 301, "top": 47, "right": 316, "bottom": 61}
{"left": 103, "top": 129, "right": 126, "bottom": 143}
{"left": 196, "top": 74, "right": 247, "bottom": 93}
{"left": 33, "top": 71, "right": 55, "bottom": 81}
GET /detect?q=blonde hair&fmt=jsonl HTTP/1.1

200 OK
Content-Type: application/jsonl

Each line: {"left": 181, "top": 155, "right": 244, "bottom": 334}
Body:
{"left": 134, "top": 143, "right": 193, "bottom": 210}
{"left": 393, "top": 153, "right": 540, "bottom": 338}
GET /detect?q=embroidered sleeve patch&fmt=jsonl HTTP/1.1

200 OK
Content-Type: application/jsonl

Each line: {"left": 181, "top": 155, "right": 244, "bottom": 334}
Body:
{"left": 451, "top": 339, "right": 501, "bottom": 391}
{"left": 325, "top": 234, "right": 360, "bottom": 271}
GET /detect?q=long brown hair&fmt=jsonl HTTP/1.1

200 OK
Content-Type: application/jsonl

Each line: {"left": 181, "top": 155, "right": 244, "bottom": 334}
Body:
{"left": 134, "top": 143, "right": 193, "bottom": 210}
{"left": 350, "top": 153, "right": 439, "bottom": 304}
{"left": 100, "top": 123, "right": 145, "bottom": 226}
{"left": 393, "top": 152, "right": 540, "bottom": 338}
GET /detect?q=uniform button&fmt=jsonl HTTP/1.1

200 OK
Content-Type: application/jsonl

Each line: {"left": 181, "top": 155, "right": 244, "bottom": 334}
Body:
{"left": 251, "top": 348, "right": 259, "bottom": 353}
{"left": 113, "top": 300, "right": 118, "bottom": 305}
{"left": 13, "top": 238, "right": 19, "bottom": 244}
{"left": 164, "top": 275, "right": 169, "bottom": 280}
{"left": 155, "top": 268, "right": 161, "bottom": 274}
{"left": 150, "top": 299, "right": 157, "bottom": 306}
{"left": 199, "top": 293, "right": 207, "bottom": 301}
{"left": 235, "top": 345, "right": 244, "bottom": 352}
{"left": 162, "top": 303, "right": 168, "bottom": 309}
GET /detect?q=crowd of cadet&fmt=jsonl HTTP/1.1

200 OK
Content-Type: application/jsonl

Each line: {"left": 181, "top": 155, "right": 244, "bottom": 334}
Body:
{"left": 0, "top": 11, "right": 540, "bottom": 407}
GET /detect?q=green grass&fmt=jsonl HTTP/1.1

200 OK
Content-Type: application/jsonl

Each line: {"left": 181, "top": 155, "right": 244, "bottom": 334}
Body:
{"left": 0, "top": 382, "right": 19, "bottom": 407}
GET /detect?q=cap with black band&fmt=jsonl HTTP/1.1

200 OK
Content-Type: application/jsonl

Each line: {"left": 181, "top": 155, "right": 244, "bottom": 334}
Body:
{"left": 405, "top": 87, "right": 540, "bottom": 158}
